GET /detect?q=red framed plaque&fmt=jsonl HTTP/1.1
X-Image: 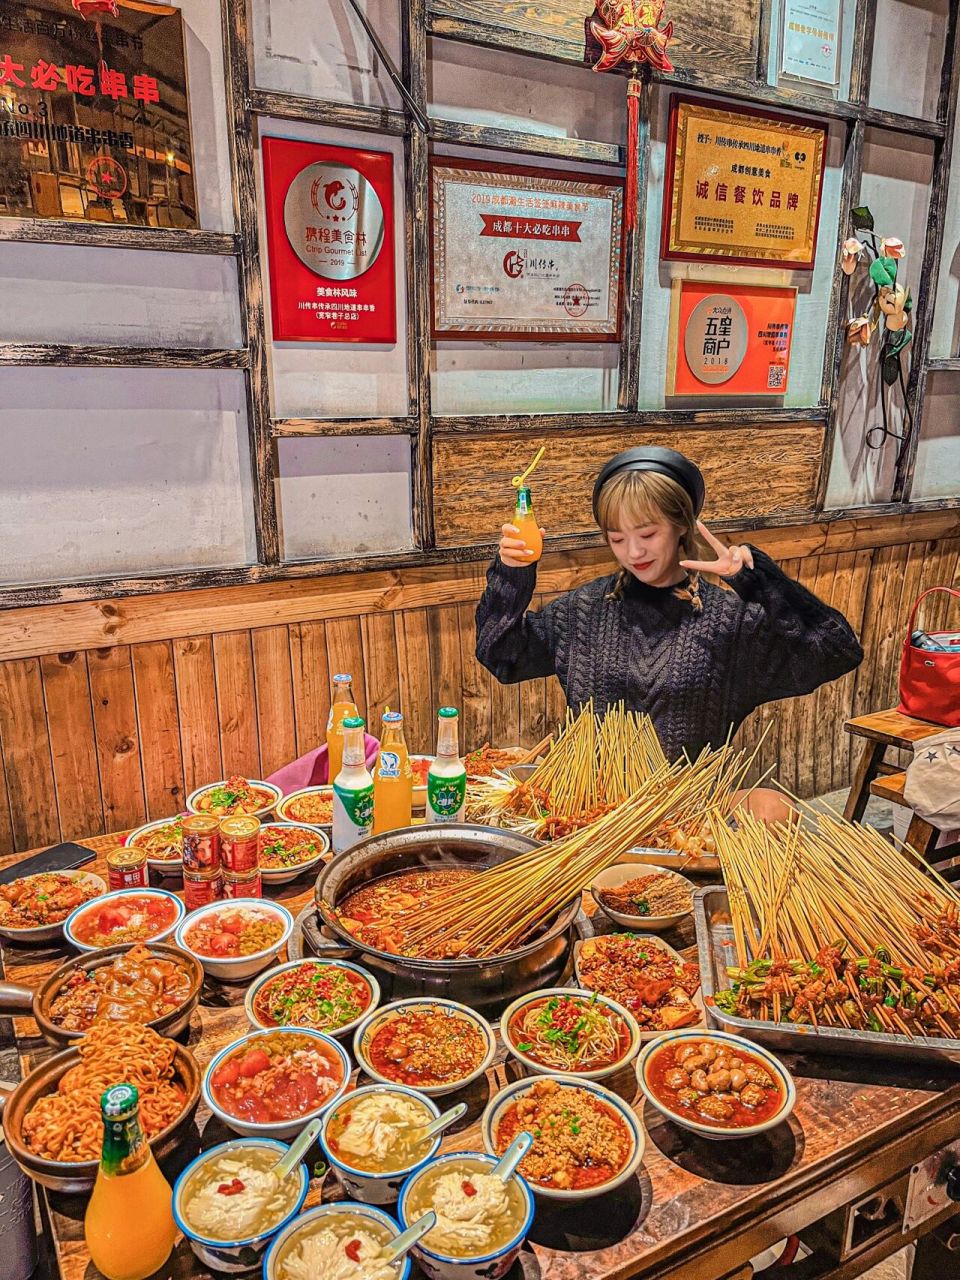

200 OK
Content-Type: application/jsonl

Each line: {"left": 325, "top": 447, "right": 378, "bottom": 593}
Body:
{"left": 262, "top": 137, "right": 396, "bottom": 344}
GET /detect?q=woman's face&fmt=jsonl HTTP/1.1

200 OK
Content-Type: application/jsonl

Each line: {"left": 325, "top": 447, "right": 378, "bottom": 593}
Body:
{"left": 606, "top": 518, "right": 684, "bottom": 588}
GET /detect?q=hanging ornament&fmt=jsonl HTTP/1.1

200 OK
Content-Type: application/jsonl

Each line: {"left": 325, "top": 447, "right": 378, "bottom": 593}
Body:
{"left": 589, "top": 1, "right": 675, "bottom": 231}
{"left": 72, "top": 1, "right": 119, "bottom": 18}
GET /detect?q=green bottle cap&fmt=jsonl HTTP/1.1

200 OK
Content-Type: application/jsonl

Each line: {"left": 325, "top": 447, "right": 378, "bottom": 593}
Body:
{"left": 516, "top": 486, "right": 533, "bottom": 504}
{"left": 438, "top": 707, "right": 459, "bottom": 719}
{"left": 342, "top": 715, "right": 365, "bottom": 729}
{"left": 101, "top": 1083, "right": 138, "bottom": 1117}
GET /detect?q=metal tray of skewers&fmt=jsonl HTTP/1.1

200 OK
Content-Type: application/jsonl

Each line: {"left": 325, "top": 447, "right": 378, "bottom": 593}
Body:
{"left": 694, "top": 885, "right": 960, "bottom": 1067}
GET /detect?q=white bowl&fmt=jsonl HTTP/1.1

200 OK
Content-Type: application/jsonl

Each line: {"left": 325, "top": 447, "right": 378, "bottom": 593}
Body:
{"left": 0, "top": 870, "right": 106, "bottom": 943}
{"left": 591, "top": 863, "right": 694, "bottom": 931}
{"left": 354, "top": 998, "right": 497, "bottom": 1097}
{"left": 481, "top": 1073, "right": 644, "bottom": 1201}
{"left": 244, "top": 957, "right": 381, "bottom": 1037}
{"left": 274, "top": 786, "right": 333, "bottom": 829}
{"left": 64, "top": 887, "right": 184, "bottom": 953}
{"left": 175, "top": 898, "right": 293, "bottom": 982}
{"left": 499, "top": 987, "right": 641, "bottom": 1081}
{"left": 320, "top": 1084, "right": 441, "bottom": 1205}
{"left": 186, "top": 779, "right": 282, "bottom": 819}
{"left": 125, "top": 815, "right": 185, "bottom": 875}
{"left": 398, "top": 1151, "right": 535, "bottom": 1280}
{"left": 263, "top": 1203, "right": 412, "bottom": 1280}
{"left": 257, "top": 822, "right": 330, "bottom": 885}
{"left": 203, "top": 1026, "right": 351, "bottom": 1140}
{"left": 172, "top": 1136, "right": 308, "bottom": 1272}
{"left": 636, "top": 1029, "right": 796, "bottom": 1141}
{"left": 409, "top": 755, "right": 434, "bottom": 809}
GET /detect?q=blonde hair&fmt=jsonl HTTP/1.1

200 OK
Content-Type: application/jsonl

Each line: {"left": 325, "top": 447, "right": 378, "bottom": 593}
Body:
{"left": 595, "top": 469, "right": 703, "bottom": 612}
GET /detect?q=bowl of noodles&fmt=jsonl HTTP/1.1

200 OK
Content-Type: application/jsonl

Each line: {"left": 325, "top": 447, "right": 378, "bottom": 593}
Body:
{"left": 321, "top": 1084, "right": 442, "bottom": 1205}
{"left": 125, "top": 815, "right": 185, "bottom": 873}
{"left": 187, "top": 777, "right": 282, "bottom": 819}
{"left": 258, "top": 823, "right": 330, "bottom": 885}
{"left": 173, "top": 1137, "right": 309, "bottom": 1273}
{"left": 398, "top": 1150, "right": 534, "bottom": 1280}
{"left": 244, "top": 958, "right": 380, "bottom": 1037}
{"left": 275, "top": 787, "right": 334, "bottom": 828}
{"left": 0, "top": 1022, "right": 200, "bottom": 1193}
{"left": 499, "top": 988, "right": 641, "bottom": 1081}
{"left": 264, "top": 1202, "right": 411, "bottom": 1280}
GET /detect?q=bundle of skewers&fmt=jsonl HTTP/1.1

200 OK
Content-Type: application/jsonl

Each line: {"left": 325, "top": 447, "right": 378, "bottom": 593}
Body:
{"left": 712, "top": 809, "right": 960, "bottom": 1041}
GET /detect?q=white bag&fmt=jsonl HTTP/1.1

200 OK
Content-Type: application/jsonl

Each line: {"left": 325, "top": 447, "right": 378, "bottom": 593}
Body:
{"left": 903, "top": 728, "right": 960, "bottom": 835}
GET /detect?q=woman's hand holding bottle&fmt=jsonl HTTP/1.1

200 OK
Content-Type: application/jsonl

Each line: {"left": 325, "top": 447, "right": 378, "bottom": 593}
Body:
{"left": 499, "top": 522, "right": 546, "bottom": 568}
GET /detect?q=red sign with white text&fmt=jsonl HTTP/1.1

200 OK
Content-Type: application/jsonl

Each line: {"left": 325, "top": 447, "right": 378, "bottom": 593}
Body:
{"left": 262, "top": 137, "right": 396, "bottom": 344}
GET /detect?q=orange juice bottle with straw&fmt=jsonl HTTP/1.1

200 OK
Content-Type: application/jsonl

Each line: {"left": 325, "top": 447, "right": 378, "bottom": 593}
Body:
{"left": 511, "top": 446, "right": 544, "bottom": 563}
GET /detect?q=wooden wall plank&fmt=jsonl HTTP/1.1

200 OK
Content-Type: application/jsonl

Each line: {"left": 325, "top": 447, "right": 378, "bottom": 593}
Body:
{"left": 39, "top": 651, "right": 103, "bottom": 841}
{"left": 428, "top": 605, "right": 464, "bottom": 727}
{"left": 0, "top": 659, "right": 59, "bottom": 849}
{"left": 252, "top": 628, "right": 297, "bottom": 780}
{"left": 132, "top": 642, "right": 185, "bottom": 819}
{"left": 361, "top": 613, "right": 402, "bottom": 732}
{"left": 492, "top": 677, "right": 521, "bottom": 751}
{"left": 289, "top": 623, "right": 330, "bottom": 758}
{"left": 173, "top": 637, "right": 222, "bottom": 794}
{"left": 395, "top": 610, "right": 433, "bottom": 755}
{"left": 0, "top": 727, "right": 15, "bottom": 856}
{"left": 88, "top": 647, "right": 145, "bottom": 833}
{"left": 325, "top": 619, "right": 367, "bottom": 723}
{"left": 458, "top": 600, "right": 492, "bottom": 753}
{"left": 213, "top": 632, "right": 261, "bottom": 779}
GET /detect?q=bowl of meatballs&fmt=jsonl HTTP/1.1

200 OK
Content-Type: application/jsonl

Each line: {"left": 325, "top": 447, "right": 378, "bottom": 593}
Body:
{"left": 636, "top": 1030, "right": 796, "bottom": 1140}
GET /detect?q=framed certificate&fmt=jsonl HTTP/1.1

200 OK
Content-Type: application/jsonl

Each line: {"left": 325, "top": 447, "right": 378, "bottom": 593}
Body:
{"left": 778, "top": 0, "right": 843, "bottom": 94}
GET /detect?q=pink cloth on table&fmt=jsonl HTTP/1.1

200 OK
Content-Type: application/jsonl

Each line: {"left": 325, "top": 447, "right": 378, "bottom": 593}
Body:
{"left": 266, "top": 734, "right": 381, "bottom": 792}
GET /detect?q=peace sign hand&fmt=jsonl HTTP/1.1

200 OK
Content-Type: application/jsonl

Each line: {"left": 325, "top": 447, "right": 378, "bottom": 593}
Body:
{"left": 679, "top": 521, "right": 755, "bottom": 578}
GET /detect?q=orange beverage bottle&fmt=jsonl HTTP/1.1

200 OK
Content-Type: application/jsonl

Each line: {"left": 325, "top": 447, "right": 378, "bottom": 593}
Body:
{"left": 373, "top": 711, "right": 414, "bottom": 834}
{"left": 326, "top": 673, "right": 358, "bottom": 784}
{"left": 512, "top": 486, "right": 542, "bottom": 563}
{"left": 84, "top": 1084, "right": 176, "bottom": 1280}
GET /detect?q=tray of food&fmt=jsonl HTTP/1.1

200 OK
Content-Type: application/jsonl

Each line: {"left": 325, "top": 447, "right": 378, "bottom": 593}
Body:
{"left": 694, "top": 885, "right": 960, "bottom": 1066}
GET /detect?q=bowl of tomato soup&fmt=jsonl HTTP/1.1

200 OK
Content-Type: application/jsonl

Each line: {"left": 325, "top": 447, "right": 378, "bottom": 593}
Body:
{"left": 64, "top": 888, "right": 184, "bottom": 953}
{"left": 354, "top": 998, "right": 496, "bottom": 1098}
{"left": 176, "top": 899, "right": 293, "bottom": 982}
{"left": 203, "top": 1027, "right": 351, "bottom": 1139}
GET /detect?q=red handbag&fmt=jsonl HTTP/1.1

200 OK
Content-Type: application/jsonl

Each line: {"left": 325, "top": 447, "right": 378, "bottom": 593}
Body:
{"left": 898, "top": 587, "right": 960, "bottom": 727}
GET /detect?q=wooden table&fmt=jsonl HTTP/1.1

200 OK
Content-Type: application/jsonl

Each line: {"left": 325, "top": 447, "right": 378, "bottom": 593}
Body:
{"left": 3, "top": 835, "right": 960, "bottom": 1280}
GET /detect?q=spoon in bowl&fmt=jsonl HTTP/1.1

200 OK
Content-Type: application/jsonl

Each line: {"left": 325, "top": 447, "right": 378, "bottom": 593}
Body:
{"left": 492, "top": 1131, "right": 532, "bottom": 1183}
{"left": 272, "top": 1115, "right": 325, "bottom": 1179}
{"left": 414, "top": 1101, "right": 467, "bottom": 1141}
{"left": 380, "top": 1212, "right": 437, "bottom": 1264}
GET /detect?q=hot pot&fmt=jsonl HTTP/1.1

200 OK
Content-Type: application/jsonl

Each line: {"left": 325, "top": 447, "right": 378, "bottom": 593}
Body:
{"left": 311, "top": 824, "right": 581, "bottom": 1015}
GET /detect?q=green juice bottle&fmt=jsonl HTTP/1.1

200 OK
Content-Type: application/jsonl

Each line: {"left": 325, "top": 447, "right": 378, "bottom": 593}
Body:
{"left": 426, "top": 707, "right": 466, "bottom": 823}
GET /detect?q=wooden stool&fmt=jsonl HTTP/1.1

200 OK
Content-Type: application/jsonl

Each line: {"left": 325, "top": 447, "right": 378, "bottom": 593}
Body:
{"left": 870, "top": 769, "right": 960, "bottom": 876}
{"left": 843, "top": 708, "right": 943, "bottom": 823}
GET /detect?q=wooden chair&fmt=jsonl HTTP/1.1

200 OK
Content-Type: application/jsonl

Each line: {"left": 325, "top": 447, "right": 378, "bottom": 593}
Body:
{"left": 869, "top": 770, "right": 960, "bottom": 876}
{"left": 843, "top": 708, "right": 944, "bottom": 823}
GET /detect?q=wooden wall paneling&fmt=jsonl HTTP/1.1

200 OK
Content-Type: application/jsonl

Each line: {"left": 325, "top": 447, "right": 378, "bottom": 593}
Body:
{"left": 778, "top": 558, "right": 824, "bottom": 797}
{"left": 427, "top": 605, "right": 464, "bottom": 724}
{"left": 131, "top": 642, "right": 185, "bottom": 819}
{"left": 519, "top": 603, "right": 547, "bottom": 748}
{"left": 88, "top": 647, "right": 146, "bottom": 833}
{"left": 827, "top": 548, "right": 874, "bottom": 789}
{"left": 360, "top": 613, "right": 402, "bottom": 729}
{"left": 395, "top": 609, "right": 433, "bottom": 754}
{"left": 38, "top": 652, "right": 103, "bottom": 842}
{"left": 812, "top": 553, "right": 847, "bottom": 798}
{"left": 212, "top": 632, "right": 261, "bottom": 779}
{"left": 251, "top": 628, "right": 298, "bottom": 779}
{"left": 457, "top": 600, "right": 493, "bottom": 752}
{"left": 173, "top": 638, "right": 224, "bottom": 793}
{"left": 325, "top": 619, "right": 368, "bottom": 722}
{"left": 0, "top": 660, "right": 60, "bottom": 850}
{"left": 289, "top": 623, "right": 330, "bottom": 758}
{"left": 491, "top": 677, "right": 521, "bottom": 752}
{"left": 0, "top": 703, "right": 15, "bottom": 855}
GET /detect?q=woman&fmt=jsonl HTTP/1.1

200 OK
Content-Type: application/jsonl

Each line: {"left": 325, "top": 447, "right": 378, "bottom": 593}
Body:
{"left": 475, "top": 446, "right": 863, "bottom": 769}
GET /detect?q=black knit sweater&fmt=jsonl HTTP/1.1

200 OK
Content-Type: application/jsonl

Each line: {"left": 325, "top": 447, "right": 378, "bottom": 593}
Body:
{"left": 475, "top": 549, "right": 863, "bottom": 762}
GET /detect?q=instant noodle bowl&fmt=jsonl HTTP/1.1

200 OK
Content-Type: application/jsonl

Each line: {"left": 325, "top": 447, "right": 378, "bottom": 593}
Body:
{"left": 354, "top": 999, "right": 497, "bottom": 1097}
{"left": 173, "top": 1137, "right": 308, "bottom": 1274}
{"left": 398, "top": 1151, "right": 534, "bottom": 1280}
{"left": 481, "top": 1074, "right": 644, "bottom": 1201}
{"left": 175, "top": 898, "right": 293, "bottom": 982}
{"left": 203, "top": 1027, "right": 350, "bottom": 1140}
{"left": 321, "top": 1084, "right": 441, "bottom": 1205}
{"left": 187, "top": 777, "right": 281, "bottom": 820}
{"left": 0, "top": 870, "right": 106, "bottom": 943}
{"left": 500, "top": 988, "right": 641, "bottom": 1081}
{"left": 244, "top": 959, "right": 379, "bottom": 1038}
{"left": 263, "top": 1203, "right": 411, "bottom": 1280}
{"left": 64, "top": 888, "right": 184, "bottom": 953}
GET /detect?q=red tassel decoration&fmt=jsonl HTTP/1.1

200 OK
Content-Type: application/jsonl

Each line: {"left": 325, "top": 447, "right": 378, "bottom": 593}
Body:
{"left": 625, "top": 75, "right": 641, "bottom": 232}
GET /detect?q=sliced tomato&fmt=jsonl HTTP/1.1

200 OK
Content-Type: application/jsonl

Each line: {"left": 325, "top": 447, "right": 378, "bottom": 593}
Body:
{"left": 238, "top": 1047, "right": 271, "bottom": 1078}
{"left": 212, "top": 1058, "right": 241, "bottom": 1089}
{"left": 207, "top": 932, "right": 240, "bottom": 956}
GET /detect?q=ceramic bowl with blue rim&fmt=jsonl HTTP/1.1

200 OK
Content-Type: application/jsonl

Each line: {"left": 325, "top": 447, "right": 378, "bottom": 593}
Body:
{"left": 173, "top": 1136, "right": 308, "bottom": 1274}
{"left": 244, "top": 957, "right": 381, "bottom": 1039}
{"left": 262, "top": 1202, "right": 412, "bottom": 1280}
{"left": 320, "top": 1083, "right": 441, "bottom": 1205}
{"left": 175, "top": 898, "right": 294, "bottom": 983}
{"left": 203, "top": 1025, "right": 351, "bottom": 1141}
{"left": 480, "top": 1073, "right": 645, "bottom": 1201}
{"left": 257, "top": 822, "right": 331, "bottom": 886}
{"left": 499, "top": 987, "right": 642, "bottom": 1081}
{"left": 635, "top": 1028, "right": 796, "bottom": 1141}
{"left": 64, "top": 886, "right": 184, "bottom": 953}
{"left": 397, "top": 1151, "right": 535, "bottom": 1280}
{"left": 353, "top": 998, "right": 497, "bottom": 1098}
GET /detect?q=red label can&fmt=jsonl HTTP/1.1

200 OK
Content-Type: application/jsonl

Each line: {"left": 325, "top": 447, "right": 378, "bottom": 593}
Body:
{"left": 106, "top": 846, "right": 148, "bottom": 891}
{"left": 184, "top": 869, "right": 222, "bottom": 911}
{"left": 222, "top": 869, "right": 262, "bottom": 899}
{"left": 182, "top": 815, "right": 221, "bottom": 874}
{"left": 220, "top": 816, "right": 261, "bottom": 874}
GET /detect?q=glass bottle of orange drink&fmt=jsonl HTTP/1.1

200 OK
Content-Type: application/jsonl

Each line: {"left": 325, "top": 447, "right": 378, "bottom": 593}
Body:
{"left": 326, "top": 673, "right": 358, "bottom": 783}
{"left": 84, "top": 1084, "right": 176, "bottom": 1280}
{"left": 512, "top": 485, "right": 542, "bottom": 562}
{"left": 373, "top": 710, "right": 414, "bottom": 834}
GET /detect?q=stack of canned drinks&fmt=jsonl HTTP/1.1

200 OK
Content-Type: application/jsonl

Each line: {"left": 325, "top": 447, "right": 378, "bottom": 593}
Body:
{"left": 181, "top": 815, "right": 263, "bottom": 909}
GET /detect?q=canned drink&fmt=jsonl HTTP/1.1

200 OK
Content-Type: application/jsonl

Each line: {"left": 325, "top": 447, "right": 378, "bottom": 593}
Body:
{"left": 222, "top": 868, "right": 262, "bottom": 899}
{"left": 183, "top": 869, "right": 222, "bottom": 911}
{"left": 106, "top": 846, "right": 149, "bottom": 891}
{"left": 219, "top": 815, "right": 261, "bottom": 874}
{"left": 182, "top": 815, "right": 221, "bottom": 874}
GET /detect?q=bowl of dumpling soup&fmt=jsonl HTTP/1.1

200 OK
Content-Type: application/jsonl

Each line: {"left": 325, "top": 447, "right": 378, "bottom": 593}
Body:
{"left": 264, "top": 1203, "right": 411, "bottom": 1280}
{"left": 320, "top": 1084, "right": 442, "bottom": 1205}
{"left": 398, "top": 1151, "right": 534, "bottom": 1280}
{"left": 173, "top": 1137, "right": 308, "bottom": 1273}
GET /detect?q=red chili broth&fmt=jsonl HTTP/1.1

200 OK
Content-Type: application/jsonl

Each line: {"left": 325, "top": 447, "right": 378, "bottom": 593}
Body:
{"left": 647, "top": 1041, "right": 785, "bottom": 1129}
{"left": 71, "top": 894, "right": 178, "bottom": 947}
{"left": 210, "top": 1034, "right": 344, "bottom": 1124}
{"left": 366, "top": 1008, "right": 486, "bottom": 1087}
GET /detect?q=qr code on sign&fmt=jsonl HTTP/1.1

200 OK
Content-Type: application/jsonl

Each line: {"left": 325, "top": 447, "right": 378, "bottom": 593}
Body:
{"left": 767, "top": 364, "right": 787, "bottom": 390}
